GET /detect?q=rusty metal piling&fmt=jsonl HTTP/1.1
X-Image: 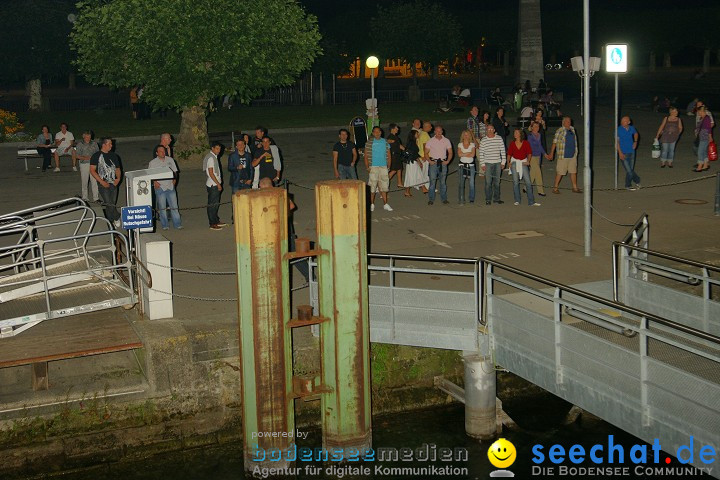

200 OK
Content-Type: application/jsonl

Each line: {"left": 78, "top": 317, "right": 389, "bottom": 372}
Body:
{"left": 315, "top": 180, "right": 372, "bottom": 453}
{"left": 234, "top": 188, "right": 294, "bottom": 471}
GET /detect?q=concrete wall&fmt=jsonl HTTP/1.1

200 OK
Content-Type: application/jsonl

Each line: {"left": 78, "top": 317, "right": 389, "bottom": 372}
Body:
{"left": 0, "top": 314, "right": 466, "bottom": 477}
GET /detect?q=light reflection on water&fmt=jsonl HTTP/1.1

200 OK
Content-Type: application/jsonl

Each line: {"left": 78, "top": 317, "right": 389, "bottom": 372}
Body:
{"left": 51, "top": 392, "right": 653, "bottom": 480}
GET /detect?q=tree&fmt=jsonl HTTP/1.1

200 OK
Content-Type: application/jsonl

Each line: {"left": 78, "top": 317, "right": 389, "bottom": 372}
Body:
{"left": 370, "top": 1, "right": 462, "bottom": 85}
{"left": 71, "top": 0, "right": 321, "bottom": 163}
{"left": 0, "top": 0, "right": 75, "bottom": 111}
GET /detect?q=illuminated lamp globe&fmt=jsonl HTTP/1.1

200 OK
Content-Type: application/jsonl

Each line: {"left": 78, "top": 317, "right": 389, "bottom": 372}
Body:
{"left": 366, "top": 56, "right": 379, "bottom": 69}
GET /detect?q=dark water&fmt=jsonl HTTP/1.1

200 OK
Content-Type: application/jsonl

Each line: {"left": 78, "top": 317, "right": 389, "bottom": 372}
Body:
{"left": 48, "top": 392, "right": 692, "bottom": 480}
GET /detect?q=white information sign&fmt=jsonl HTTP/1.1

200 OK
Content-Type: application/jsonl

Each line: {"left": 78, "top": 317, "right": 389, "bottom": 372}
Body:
{"left": 606, "top": 44, "right": 628, "bottom": 73}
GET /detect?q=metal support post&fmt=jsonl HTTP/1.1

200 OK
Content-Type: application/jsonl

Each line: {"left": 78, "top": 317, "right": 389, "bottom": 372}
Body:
{"left": 714, "top": 172, "right": 720, "bottom": 216}
{"left": 464, "top": 354, "right": 496, "bottom": 439}
{"left": 316, "top": 180, "right": 372, "bottom": 454}
{"left": 582, "top": 0, "right": 592, "bottom": 257}
{"left": 614, "top": 74, "right": 619, "bottom": 190}
{"left": 234, "top": 188, "right": 294, "bottom": 472}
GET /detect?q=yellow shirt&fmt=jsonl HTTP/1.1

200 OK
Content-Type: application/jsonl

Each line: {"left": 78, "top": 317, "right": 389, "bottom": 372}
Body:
{"left": 417, "top": 131, "right": 430, "bottom": 157}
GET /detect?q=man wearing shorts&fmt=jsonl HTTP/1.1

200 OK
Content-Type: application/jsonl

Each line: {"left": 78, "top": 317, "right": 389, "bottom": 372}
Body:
{"left": 548, "top": 116, "right": 582, "bottom": 194}
{"left": 364, "top": 126, "right": 393, "bottom": 212}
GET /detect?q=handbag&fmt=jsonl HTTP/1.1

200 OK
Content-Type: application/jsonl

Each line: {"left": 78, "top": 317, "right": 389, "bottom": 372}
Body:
{"left": 709, "top": 141, "right": 718, "bottom": 161}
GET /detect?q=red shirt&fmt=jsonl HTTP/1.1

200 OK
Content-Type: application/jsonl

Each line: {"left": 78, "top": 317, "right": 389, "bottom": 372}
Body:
{"left": 507, "top": 140, "right": 532, "bottom": 160}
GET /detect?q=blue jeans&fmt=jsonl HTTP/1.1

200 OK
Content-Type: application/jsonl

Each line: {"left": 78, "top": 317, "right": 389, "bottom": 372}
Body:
{"left": 338, "top": 164, "right": 358, "bottom": 180}
{"left": 484, "top": 163, "right": 501, "bottom": 203}
{"left": 428, "top": 163, "right": 447, "bottom": 202}
{"left": 155, "top": 188, "right": 182, "bottom": 229}
{"left": 660, "top": 142, "right": 676, "bottom": 162}
{"left": 621, "top": 151, "right": 641, "bottom": 188}
{"left": 458, "top": 163, "right": 475, "bottom": 202}
{"left": 511, "top": 163, "right": 535, "bottom": 205}
{"left": 697, "top": 139, "right": 709, "bottom": 165}
{"left": 98, "top": 183, "right": 119, "bottom": 222}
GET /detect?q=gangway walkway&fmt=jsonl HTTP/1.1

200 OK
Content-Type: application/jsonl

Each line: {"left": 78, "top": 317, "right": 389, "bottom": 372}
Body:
{"left": 0, "top": 198, "right": 136, "bottom": 337}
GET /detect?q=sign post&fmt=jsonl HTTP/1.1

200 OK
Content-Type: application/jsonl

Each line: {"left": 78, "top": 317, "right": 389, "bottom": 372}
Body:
{"left": 606, "top": 44, "right": 628, "bottom": 191}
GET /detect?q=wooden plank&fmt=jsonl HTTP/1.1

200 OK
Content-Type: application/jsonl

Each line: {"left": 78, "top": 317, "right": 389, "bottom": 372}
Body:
{"left": 0, "top": 310, "right": 142, "bottom": 369}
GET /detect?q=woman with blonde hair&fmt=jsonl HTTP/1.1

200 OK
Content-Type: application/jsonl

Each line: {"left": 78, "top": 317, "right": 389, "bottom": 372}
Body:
{"left": 457, "top": 129, "right": 477, "bottom": 204}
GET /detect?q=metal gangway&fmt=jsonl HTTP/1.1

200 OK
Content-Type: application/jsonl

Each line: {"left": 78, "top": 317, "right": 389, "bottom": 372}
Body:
{"left": 0, "top": 198, "right": 136, "bottom": 337}
{"left": 307, "top": 213, "right": 720, "bottom": 473}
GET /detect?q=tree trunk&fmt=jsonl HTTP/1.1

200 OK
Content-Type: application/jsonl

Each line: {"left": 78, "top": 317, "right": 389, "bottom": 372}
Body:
{"left": 663, "top": 52, "right": 672, "bottom": 68}
{"left": 27, "top": 79, "right": 43, "bottom": 111}
{"left": 69, "top": 72, "right": 76, "bottom": 90}
{"left": 176, "top": 104, "right": 209, "bottom": 167}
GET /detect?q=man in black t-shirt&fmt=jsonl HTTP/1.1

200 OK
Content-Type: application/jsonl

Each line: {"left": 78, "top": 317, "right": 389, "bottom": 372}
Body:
{"left": 90, "top": 138, "right": 123, "bottom": 227}
{"left": 332, "top": 128, "right": 358, "bottom": 179}
{"left": 253, "top": 136, "right": 281, "bottom": 183}
{"left": 252, "top": 126, "right": 275, "bottom": 157}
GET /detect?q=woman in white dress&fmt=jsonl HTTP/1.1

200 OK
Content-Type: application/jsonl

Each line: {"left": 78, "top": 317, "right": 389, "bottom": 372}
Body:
{"left": 403, "top": 129, "right": 422, "bottom": 196}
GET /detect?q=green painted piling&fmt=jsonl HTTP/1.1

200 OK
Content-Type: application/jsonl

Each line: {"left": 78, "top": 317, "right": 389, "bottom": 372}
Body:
{"left": 315, "top": 180, "right": 372, "bottom": 453}
{"left": 233, "top": 188, "right": 294, "bottom": 471}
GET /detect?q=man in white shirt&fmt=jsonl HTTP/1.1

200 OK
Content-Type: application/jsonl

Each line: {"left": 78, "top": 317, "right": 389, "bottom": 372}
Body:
{"left": 478, "top": 125, "right": 507, "bottom": 205}
{"left": 53, "top": 122, "right": 76, "bottom": 172}
{"left": 423, "top": 125, "right": 453, "bottom": 205}
{"left": 203, "top": 141, "right": 226, "bottom": 230}
{"left": 149, "top": 145, "right": 182, "bottom": 230}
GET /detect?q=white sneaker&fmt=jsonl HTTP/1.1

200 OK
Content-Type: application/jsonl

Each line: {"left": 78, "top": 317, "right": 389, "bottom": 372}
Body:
{"left": 113, "top": 220, "right": 121, "bottom": 229}
{"left": 53, "top": 167, "right": 60, "bottom": 172}
{"left": 383, "top": 204, "right": 393, "bottom": 211}
{"left": 370, "top": 204, "right": 375, "bottom": 212}
{"left": 531, "top": 203, "right": 542, "bottom": 206}
{"left": 72, "top": 166, "right": 77, "bottom": 172}
{"left": 514, "top": 202, "right": 520, "bottom": 206}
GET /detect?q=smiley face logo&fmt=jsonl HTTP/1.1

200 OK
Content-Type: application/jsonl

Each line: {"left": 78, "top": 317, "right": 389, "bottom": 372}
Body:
{"left": 487, "top": 438, "right": 517, "bottom": 469}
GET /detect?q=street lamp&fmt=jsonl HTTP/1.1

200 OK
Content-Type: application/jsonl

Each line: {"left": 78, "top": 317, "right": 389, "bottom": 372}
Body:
{"left": 366, "top": 56, "right": 379, "bottom": 132}
{"left": 570, "top": 55, "right": 600, "bottom": 116}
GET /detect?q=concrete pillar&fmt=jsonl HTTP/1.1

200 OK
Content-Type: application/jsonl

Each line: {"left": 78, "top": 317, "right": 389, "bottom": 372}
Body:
{"left": 234, "top": 188, "right": 294, "bottom": 472}
{"left": 464, "top": 354, "right": 496, "bottom": 439}
{"left": 316, "top": 180, "right": 372, "bottom": 454}
{"left": 517, "top": 0, "right": 544, "bottom": 86}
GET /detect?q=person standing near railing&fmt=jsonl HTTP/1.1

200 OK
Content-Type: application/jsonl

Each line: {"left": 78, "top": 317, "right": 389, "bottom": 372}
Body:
{"left": 75, "top": 130, "right": 99, "bottom": 202}
{"left": 90, "top": 138, "right": 122, "bottom": 229}
{"left": 424, "top": 125, "right": 453, "bottom": 205}
{"left": 478, "top": 124, "right": 506, "bottom": 205}
{"left": 149, "top": 145, "right": 183, "bottom": 230}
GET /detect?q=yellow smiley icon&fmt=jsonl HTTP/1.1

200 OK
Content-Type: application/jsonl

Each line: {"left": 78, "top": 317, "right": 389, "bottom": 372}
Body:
{"left": 487, "top": 438, "right": 517, "bottom": 469}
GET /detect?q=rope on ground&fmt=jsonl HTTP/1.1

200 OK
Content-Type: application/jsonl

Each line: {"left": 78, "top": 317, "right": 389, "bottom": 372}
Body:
{"left": 143, "top": 259, "right": 236, "bottom": 275}
{"left": 90, "top": 172, "right": 715, "bottom": 214}
{"left": 589, "top": 206, "right": 635, "bottom": 227}
{"left": 147, "top": 282, "right": 308, "bottom": 302}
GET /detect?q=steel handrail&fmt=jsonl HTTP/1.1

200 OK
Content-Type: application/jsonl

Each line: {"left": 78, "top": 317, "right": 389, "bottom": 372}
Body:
{"left": 370, "top": 253, "right": 478, "bottom": 264}
{"left": 621, "top": 212, "right": 649, "bottom": 245}
{"left": 0, "top": 197, "right": 89, "bottom": 221}
{"left": 481, "top": 257, "right": 720, "bottom": 346}
{"left": 613, "top": 242, "right": 720, "bottom": 273}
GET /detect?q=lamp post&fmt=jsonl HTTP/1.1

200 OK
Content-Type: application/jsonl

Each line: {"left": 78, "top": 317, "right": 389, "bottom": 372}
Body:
{"left": 366, "top": 56, "right": 379, "bottom": 133}
{"left": 570, "top": 48, "right": 600, "bottom": 258}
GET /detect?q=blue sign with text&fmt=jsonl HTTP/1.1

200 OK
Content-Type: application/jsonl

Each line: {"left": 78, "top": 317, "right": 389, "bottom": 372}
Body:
{"left": 121, "top": 205, "right": 153, "bottom": 230}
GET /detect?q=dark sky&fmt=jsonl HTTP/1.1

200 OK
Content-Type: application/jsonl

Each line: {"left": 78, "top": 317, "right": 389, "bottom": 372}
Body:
{"left": 300, "top": 0, "right": 720, "bottom": 64}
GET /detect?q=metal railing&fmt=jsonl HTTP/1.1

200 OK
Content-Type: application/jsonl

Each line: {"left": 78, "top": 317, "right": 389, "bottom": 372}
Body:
{"left": 481, "top": 257, "right": 720, "bottom": 433}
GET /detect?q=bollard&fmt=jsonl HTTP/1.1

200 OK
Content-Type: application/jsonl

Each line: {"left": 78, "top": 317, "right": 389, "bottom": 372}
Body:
{"left": 464, "top": 354, "right": 497, "bottom": 440}
{"left": 233, "top": 188, "right": 294, "bottom": 471}
{"left": 715, "top": 173, "right": 720, "bottom": 216}
{"left": 315, "top": 180, "right": 372, "bottom": 453}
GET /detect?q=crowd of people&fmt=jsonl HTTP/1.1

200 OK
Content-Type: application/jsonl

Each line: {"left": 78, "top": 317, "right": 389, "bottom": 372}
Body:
{"left": 34, "top": 97, "right": 714, "bottom": 232}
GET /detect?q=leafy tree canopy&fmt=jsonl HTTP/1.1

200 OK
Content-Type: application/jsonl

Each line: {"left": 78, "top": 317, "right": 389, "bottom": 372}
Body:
{"left": 71, "top": 0, "right": 322, "bottom": 110}
{"left": 370, "top": 0, "right": 462, "bottom": 68}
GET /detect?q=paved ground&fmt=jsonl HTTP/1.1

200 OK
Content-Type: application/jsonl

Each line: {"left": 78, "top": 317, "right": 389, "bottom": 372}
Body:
{"left": 1, "top": 104, "right": 718, "bottom": 321}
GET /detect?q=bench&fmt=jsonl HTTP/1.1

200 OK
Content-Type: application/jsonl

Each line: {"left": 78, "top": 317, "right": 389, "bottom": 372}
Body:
{"left": 17, "top": 146, "right": 56, "bottom": 171}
